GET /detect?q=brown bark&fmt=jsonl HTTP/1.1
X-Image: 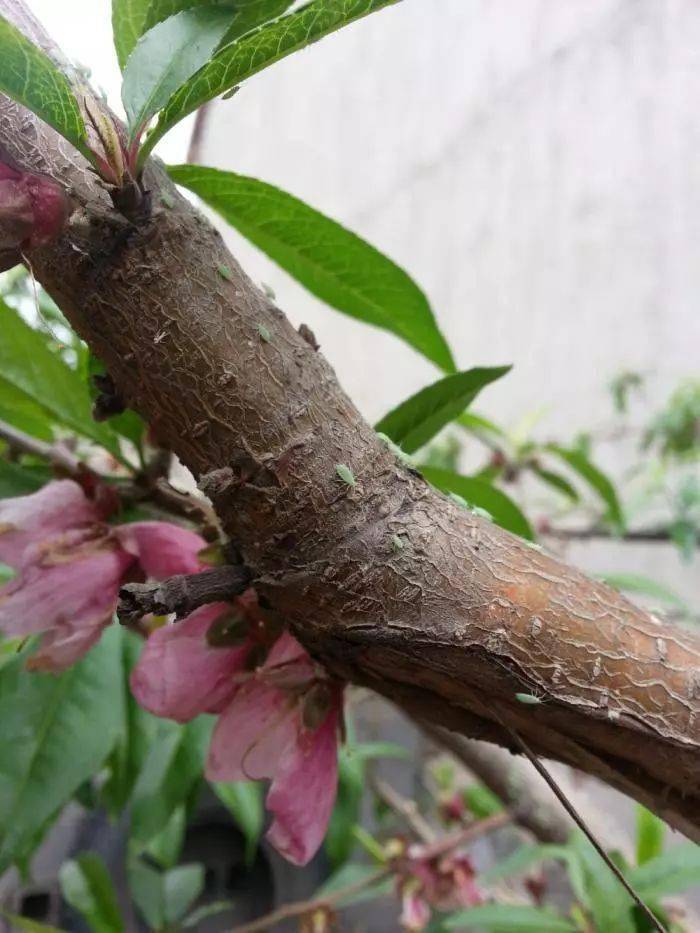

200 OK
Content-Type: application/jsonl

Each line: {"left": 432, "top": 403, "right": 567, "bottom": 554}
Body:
{"left": 1, "top": 0, "right": 699, "bottom": 839}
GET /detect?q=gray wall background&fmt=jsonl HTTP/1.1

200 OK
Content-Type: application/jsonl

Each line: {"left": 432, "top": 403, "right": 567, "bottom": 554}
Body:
{"left": 198, "top": 0, "right": 699, "bottom": 604}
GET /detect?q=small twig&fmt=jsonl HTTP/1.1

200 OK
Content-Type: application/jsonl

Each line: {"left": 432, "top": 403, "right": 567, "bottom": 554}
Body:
{"left": 232, "top": 811, "right": 506, "bottom": 933}
{"left": 231, "top": 865, "right": 391, "bottom": 933}
{"left": 0, "top": 417, "right": 82, "bottom": 473}
{"left": 118, "top": 565, "right": 252, "bottom": 624}
{"left": 0, "top": 417, "right": 217, "bottom": 530}
{"left": 409, "top": 811, "right": 509, "bottom": 862}
{"left": 545, "top": 526, "right": 670, "bottom": 543}
{"left": 422, "top": 724, "right": 573, "bottom": 844}
{"left": 501, "top": 721, "right": 666, "bottom": 933}
{"left": 371, "top": 775, "right": 436, "bottom": 843}
{"left": 187, "top": 101, "right": 211, "bottom": 165}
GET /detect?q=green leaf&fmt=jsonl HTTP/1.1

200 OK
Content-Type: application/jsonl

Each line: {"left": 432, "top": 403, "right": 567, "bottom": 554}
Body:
{"left": 530, "top": 466, "right": 580, "bottom": 503}
{"left": 212, "top": 781, "right": 264, "bottom": 865}
{"left": 0, "top": 16, "right": 89, "bottom": 157}
{"left": 101, "top": 630, "right": 160, "bottom": 815}
{"left": 0, "top": 300, "right": 121, "bottom": 458}
{"left": 113, "top": 0, "right": 294, "bottom": 69}
{"left": 130, "top": 715, "right": 212, "bottom": 844}
{"left": 597, "top": 573, "right": 688, "bottom": 611}
{"left": 628, "top": 842, "right": 700, "bottom": 899}
{"left": 144, "top": 804, "right": 186, "bottom": 869}
{"left": 168, "top": 165, "right": 454, "bottom": 371}
{"left": 462, "top": 783, "right": 504, "bottom": 821}
{"left": 162, "top": 863, "right": 204, "bottom": 924}
{"left": 122, "top": 7, "right": 234, "bottom": 136}
{"left": 59, "top": 853, "right": 124, "bottom": 933}
{"left": 0, "top": 914, "right": 63, "bottom": 933}
{"left": 546, "top": 445, "right": 624, "bottom": 529}
{"left": 0, "top": 460, "right": 51, "bottom": 497}
{"left": 420, "top": 467, "right": 534, "bottom": 540}
{"left": 0, "top": 381, "right": 55, "bottom": 442}
{"left": 112, "top": 0, "right": 150, "bottom": 69}
{"left": 567, "top": 832, "right": 635, "bottom": 933}
{"left": 129, "top": 858, "right": 204, "bottom": 928}
{"left": 443, "top": 904, "right": 576, "bottom": 931}
{"left": 0, "top": 628, "right": 122, "bottom": 873}
{"left": 142, "top": 0, "right": 401, "bottom": 161}
{"left": 375, "top": 368, "right": 509, "bottom": 453}
{"left": 481, "top": 843, "right": 570, "bottom": 885}
{"left": 635, "top": 806, "right": 666, "bottom": 867}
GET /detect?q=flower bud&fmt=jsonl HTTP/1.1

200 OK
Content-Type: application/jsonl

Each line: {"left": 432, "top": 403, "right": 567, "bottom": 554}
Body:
{"left": 0, "top": 161, "right": 71, "bottom": 252}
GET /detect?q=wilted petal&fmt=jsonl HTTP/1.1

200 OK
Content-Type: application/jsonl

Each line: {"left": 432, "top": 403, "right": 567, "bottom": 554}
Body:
{"left": 0, "top": 480, "right": 99, "bottom": 568}
{"left": 115, "top": 521, "right": 206, "bottom": 579}
{"left": 400, "top": 890, "right": 431, "bottom": 932}
{"left": 261, "top": 630, "right": 316, "bottom": 689}
{"left": 265, "top": 694, "right": 341, "bottom": 866}
{"left": 206, "top": 680, "right": 299, "bottom": 783}
{"left": 130, "top": 604, "right": 248, "bottom": 722}
{"left": 0, "top": 532, "right": 129, "bottom": 636}
{"left": 27, "top": 618, "right": 107, "bottom": 672}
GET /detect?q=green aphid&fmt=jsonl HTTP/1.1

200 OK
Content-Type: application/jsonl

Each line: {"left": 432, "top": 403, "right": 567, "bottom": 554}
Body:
{"left": 391, "top": 534, "right": 405, "bottom": 553}
{"left": 217, "top": 263, "right": 233, "bottom": 282}
{"left": 376, "top": 432, "right": 414, "bottom": 467}
{"left": 257, "top": 323, "right": 271, "bottom": 343}
{"left": 160, "top": 191, "right": 175, "bottom": 209}
{"left": 471, "top": 505, "right": 493, "bottom": 521}
{"left": 515, "top": 692, "right": 543, "bottom": 705}
{"left": 335, "top": 463, "right": 356, "bottom": 488}
{"left": 448, "top": 492, "right": 469, "bottom": 509}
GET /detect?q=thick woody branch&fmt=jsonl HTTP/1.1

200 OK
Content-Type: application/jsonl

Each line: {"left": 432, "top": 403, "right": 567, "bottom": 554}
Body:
{"left": 2, "top": 0, "right": 700, "bottom": 841}
{"left": 117, "top": 564, "right": 252, "bottom": 624}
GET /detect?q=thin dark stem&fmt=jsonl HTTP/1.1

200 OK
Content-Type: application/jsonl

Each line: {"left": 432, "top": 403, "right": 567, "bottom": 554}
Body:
{"left": 231, "top": 811, "right": 506, "bottom": 933}
{"left": 545, "top": 526, "right": 670, "bottom": 543}
{"left": 371, "top": 775, "right": 436, "bottom": 843}
{"left": 503, "top": 723, "right": 666, "bottom": 933}
{"left": 231, "top": 865, "right": 391, "bottom": 933}
{"left": 118, "top": 565, "right": 252, "bottom": 624}
{"left": 409, "top": 811, "right": 509, "bottom": 861}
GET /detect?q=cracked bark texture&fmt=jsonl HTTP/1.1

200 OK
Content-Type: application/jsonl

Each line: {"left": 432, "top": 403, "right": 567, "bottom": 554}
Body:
{"left": 1, "top": 0, "right": 699, "bottom": 840}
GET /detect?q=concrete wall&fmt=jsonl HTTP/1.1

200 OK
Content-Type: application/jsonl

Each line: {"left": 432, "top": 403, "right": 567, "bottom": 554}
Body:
{"left": 198, "top": 0, "right": 699, "bottom": 605}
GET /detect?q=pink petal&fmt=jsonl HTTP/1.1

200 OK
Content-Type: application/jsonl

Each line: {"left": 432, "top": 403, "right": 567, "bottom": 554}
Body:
{"left": 27, "top": 618, "right": 107, "bottom": 672}
{"left": 261, "top": 631, "right": 316, "bottom": 689}
{"left": 400, "top": 891, "right": 431, "bottom": 932}
{"left": 265, "top": 694, "right": 341, "bottom": 866}
{"left": 0, "top": 532, "right": 129, "bottom": 636}
{"left": 115, "top": 521, "right": 206, "bottom": 579}
{"left": 0, "top": 480, "right": 99, "bottom": 568}
{"left": 130, "top": 604, "right": 249, "bottom": 723}
{"left": 206, "top": 680, "right": 300, "bottom": 783}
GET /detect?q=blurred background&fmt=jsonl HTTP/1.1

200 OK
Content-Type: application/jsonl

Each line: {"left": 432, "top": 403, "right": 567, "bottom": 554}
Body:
{"left": 3, "top": 0, "right": 699, "bottom": 928}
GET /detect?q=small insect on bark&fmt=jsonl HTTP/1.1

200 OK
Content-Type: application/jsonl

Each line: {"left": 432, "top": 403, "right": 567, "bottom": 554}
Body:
{"left": 335, "top": 463, "right": 356, "bottom": 488}
{"left": 514, "top": 691, "right": 545, "bottom": 705}
{"left": 257, "top": 323, "right": 271, "bottom": 343}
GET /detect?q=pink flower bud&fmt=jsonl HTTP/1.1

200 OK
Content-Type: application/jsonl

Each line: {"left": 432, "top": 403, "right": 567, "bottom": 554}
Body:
{"left": 0, "top": 161, "right": 71, "bottom": 252}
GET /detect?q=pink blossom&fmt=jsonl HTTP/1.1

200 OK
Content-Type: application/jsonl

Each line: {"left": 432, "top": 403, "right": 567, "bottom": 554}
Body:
{"left": 0, "top": 480, "right": 208, "bottom": 671}
{"left": 207, "top": 632, "right": 342, "bottom": 865}
{"left": 133, "top": 621, "right": 344, "bottom": 867}
{"left": 395, "top": 847, "right": 482, "bottom": 930}
{"left": 130, "top": 603, "right": 249, "bottom": 721}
